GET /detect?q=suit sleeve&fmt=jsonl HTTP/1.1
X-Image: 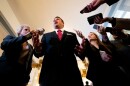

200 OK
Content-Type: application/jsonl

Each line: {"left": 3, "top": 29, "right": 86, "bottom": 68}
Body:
{"left": 1, "top": 35, "right": 30, "bottom": 50}
{"left": 105, "top": 0, "right": 119, "bottom": 6}
{"left": 113, "top": 18, "right": 130, "bottom": 30}
{"left": 109, "top": 17, "right": 130, "bottom": 30}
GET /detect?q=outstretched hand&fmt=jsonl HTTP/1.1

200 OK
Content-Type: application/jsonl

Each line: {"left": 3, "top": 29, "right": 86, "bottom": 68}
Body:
{"left": 80, "top": 0, "right": 105, "bottom": 13}
{"left": 74, "top": 29, "right": 85, "bottom": 39}
{"left": 32, "top": 31, "right": 41, "bottom": 49}
{"left": 94, "top": 16, "right": 112, "bottom": 24}
{"left": 97, "top": 26, "right": 107, "bottom": 35}
{"left": 75, "top": 38, "right": 86, "bottom": 55}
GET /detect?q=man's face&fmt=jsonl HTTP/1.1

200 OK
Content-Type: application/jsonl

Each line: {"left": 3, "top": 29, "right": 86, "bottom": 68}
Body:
{"left": 53, "top": 17, "right": 64, "bottom": 29}
{"left": 20, "top": 26, "right": 30, "bottom": 36}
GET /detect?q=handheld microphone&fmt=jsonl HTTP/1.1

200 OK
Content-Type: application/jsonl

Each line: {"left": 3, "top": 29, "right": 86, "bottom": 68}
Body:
{"left": 36, "top": 28, "right": 45, "bottom": 35}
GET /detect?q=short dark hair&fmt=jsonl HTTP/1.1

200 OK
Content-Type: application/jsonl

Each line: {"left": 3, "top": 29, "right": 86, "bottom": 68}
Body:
{"left": 55, "top": 16, "right": 64, "bottom": 24}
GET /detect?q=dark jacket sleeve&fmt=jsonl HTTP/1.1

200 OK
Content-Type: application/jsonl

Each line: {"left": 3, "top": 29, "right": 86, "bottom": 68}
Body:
{"left": 109, "top": 17, "right": 130, "bottom": 30}
{"left": 81, "top": 38, "right": 93, "bottom": 60}
{"left": 1, "top": 35, "right": 30, "bottom": 50}
{"left": 114, "top": 18, "right": 130, "bottom": 30}
{"left": 105, "top": 0, "right": 119, "bottom": 6}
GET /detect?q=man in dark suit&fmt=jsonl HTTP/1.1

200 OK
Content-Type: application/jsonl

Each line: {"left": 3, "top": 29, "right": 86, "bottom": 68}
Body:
{"left": 33, "top": 16, "right": 84, "bottom": 86}
{"left": 0, "top": 24, "right": 34, "bottom": 86}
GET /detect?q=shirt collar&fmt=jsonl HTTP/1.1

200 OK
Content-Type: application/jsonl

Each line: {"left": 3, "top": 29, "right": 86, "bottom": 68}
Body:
{"left": 55, "top": 28, "right": 64, "bottom": 33}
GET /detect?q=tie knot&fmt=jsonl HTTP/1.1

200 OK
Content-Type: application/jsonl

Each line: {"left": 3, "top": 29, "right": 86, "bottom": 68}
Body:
{"left": 57, "top": 30, "right": 62, "bottom": 32}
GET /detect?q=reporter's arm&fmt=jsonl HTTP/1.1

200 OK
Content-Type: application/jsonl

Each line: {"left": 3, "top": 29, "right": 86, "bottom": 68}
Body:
{"left": 105, "top": 0, "right": 119, "bottom": 6}
{"left": 1, "top": 33, "right": 32, "bottom": 50}
{"left": 104, "top": 17, "right": 130, "bottom": 30}
{"left": 114, "top": 18, "right": 130, "bottom": 30}
{"left": 97, "top": 26, "right": 110, "bottom": 43}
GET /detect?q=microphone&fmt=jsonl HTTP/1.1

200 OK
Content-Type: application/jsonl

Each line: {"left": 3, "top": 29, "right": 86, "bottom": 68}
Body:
{"left": 80, "top": 6, "right": 88, "bottom": 14}
{"left": 36, "top": 28, "right": 45, "bottom": 35}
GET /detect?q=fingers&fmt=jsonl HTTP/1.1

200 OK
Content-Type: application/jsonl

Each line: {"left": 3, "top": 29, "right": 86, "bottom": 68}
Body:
{"left": 75, "top": 30, "right": 84, "bottom": 39}
{"left": 87, "top": 0, "right": 103, "bottom": 12}
{"left": 75, "top": 39, "right": 86, "bottom": 55}
{"left": 80, "top": 0, "right": 106, "bottom": 13}
{"left": 97, "top": 26, "right": 107, "bottom": 35}
{"left": 87, "top": 3, "right": 93, "bottom": 12}
{"left": 94, "top": 16, "right": 103, "bottom": 24}
{"left": 32, "top": 31, "right": 40, "bottom": 48}
{"left": 93, "top": 0, "right": 101, "bottom": 9}
{"left": 81, "top": 38, "right": 86, "bottom": 47}
{"left": 75, "top": 45, "right": 83, "bottom": 54}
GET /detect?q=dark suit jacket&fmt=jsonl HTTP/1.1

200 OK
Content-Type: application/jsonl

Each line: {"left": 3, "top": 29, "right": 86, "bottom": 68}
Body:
{"left": 105, "top": 0, "right": 119, "bottom": 6}
{"left": 34, "top": 30, "right": 84, "bottom": 86}
{"left": 0, "top": 35, "right": 33, "bottom": 85}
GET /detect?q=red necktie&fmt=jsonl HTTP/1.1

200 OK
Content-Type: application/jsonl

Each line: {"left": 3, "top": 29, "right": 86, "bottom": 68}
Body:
{"left": 57, "top": 30, "right": 62, "bottom": 40}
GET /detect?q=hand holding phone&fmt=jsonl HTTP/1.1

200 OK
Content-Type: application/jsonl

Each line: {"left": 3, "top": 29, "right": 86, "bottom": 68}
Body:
{"left": 93, "top": 24, "right": 100, "bottom": 29}
{"left": 87, "top": 13, "right": 103, "bottom": 25}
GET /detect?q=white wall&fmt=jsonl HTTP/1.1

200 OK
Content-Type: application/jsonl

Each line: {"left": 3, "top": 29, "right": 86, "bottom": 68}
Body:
{"left": 0, "top": 0, "right": 20, "bottom": 55}
{"left": 0, "top": 0, "right": 20, "bottom": 34}
{"left": 7, "top": 0, "right": 110, "bottom": 42}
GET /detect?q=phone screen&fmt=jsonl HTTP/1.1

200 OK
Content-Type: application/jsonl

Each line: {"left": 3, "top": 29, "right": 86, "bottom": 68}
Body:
{"left": 93, "top": 25, "right": 99, "bottom": 29}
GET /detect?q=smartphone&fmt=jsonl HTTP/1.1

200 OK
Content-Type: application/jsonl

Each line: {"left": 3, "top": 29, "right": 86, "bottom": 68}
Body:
{"left": 87, "top": 13, "right": 103, "bottom": 25}
{"left": 93, "top": 24, "right": 100, "bottom": 29}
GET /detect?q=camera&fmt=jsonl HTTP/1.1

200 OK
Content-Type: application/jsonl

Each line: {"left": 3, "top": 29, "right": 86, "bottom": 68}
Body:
{"left": 87, "top": 13, "right": 103, "bottom": 25}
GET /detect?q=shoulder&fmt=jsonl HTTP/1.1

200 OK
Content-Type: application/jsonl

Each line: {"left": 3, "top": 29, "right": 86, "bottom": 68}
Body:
{"left": 64, "top": 30, "right": 76, "bottom": 36}
{"left": 41, "top": 31, "right": 55, "bottom": 40}
{"left": 3, "top": 35, "right": 15, "bottom": 41}
{"left": 44, "top": 31, "right": 55, "bottom": 36}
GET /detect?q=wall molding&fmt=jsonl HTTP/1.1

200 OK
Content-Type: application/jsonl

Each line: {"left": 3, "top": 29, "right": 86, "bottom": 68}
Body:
{"left": 0, "top": 11, "right": 16, "bottom": 36}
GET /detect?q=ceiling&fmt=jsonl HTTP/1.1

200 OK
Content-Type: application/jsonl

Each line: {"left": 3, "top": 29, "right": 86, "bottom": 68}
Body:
{"left": 6, "top": 0, "right": 108, "bottom": 35}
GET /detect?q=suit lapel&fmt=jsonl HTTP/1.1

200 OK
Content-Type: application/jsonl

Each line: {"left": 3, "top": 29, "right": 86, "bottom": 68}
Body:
{"left": 51, "top": 31, "right": 66, "bottom": 43}
{"left": 52, "top": 31, "right": 59, "bottom": 40}
{"left": 61, "top": 30, "right": 67, "bottom": 41}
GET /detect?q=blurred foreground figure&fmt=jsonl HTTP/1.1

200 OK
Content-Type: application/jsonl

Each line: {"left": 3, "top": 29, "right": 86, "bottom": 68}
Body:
{"left": 80, "top": 0, "right": 119, "bottom": 13}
